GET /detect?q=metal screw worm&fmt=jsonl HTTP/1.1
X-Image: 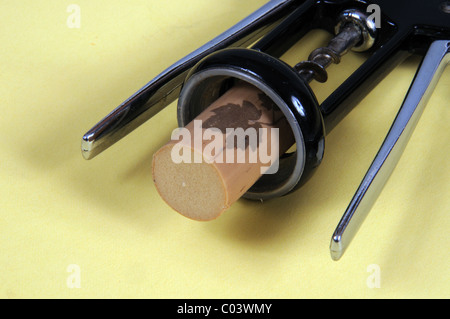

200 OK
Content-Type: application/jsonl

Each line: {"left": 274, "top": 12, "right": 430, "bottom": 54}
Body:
{"left": 295, "top": 9, "right": 377, "bottom": 83}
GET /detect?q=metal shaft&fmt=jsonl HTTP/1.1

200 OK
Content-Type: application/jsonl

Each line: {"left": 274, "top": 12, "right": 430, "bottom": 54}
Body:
{"left": 295, "top": 23, "right": 363, "bottom": 83}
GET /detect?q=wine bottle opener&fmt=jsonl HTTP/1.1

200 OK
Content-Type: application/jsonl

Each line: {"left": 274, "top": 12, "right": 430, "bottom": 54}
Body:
{"left": 81, "top": 0, "right": 450, "bottom": 260}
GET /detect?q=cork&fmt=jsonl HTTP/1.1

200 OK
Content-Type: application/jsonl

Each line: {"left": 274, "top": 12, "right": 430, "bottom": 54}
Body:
{"left": 152, "top": 82, "right": 294, "bottom": 220}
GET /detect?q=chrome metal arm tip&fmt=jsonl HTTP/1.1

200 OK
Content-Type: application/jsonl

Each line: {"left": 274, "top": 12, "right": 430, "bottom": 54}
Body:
{"left": 330, "top": 235, "right": 344, "bottom": 261}
{"left": 81, "top": 135, "right": 94, "bottom": 160}
{"left": 79, "top": 0, "right": 294, "bottom": 160}
{"left": 329, "top": 40, "right": 450, "bottom": 260}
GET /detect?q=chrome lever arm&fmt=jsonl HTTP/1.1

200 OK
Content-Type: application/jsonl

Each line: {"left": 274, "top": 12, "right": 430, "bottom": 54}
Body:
{"left": 330, "top": 40, "right": 450, "bottom": 261}
{"left": 81, "top": 0, "right": 295, "bottom": 160}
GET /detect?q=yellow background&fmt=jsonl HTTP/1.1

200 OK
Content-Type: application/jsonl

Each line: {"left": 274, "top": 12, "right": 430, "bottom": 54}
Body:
{"left": 0, "top": 0, "right": 448, "bottom": 298}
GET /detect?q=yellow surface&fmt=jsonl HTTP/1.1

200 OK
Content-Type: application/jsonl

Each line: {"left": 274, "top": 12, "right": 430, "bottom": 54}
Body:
{"left": 0, "top": 0, "right": 448, "bottom": 299}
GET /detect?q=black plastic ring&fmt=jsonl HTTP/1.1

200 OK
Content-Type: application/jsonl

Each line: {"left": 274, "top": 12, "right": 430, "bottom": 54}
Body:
{"left": 178, "top": 48, "right": 325, "bottom": 200}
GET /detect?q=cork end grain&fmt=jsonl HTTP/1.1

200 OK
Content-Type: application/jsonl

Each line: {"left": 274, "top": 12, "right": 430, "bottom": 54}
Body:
{"left": 152, "top": 144, "right": 229, "bottom": 221}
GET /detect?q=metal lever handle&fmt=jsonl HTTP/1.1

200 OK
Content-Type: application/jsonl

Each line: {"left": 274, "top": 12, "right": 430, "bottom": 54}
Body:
{"left": 330, "top": 39, "right": 450, "bottom": 261}
{"left": 81, "top": 0, "right": 295, "bottom": 160}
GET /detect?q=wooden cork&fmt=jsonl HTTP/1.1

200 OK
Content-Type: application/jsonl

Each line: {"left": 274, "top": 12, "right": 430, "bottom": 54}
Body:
{"left": 152, "top": 81, "right": 294, "bottom": 221}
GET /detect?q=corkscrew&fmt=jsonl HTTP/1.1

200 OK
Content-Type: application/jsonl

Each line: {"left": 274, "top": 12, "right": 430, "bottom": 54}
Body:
{"left": 81, "top": 0, "right": 450, "bottom": 260}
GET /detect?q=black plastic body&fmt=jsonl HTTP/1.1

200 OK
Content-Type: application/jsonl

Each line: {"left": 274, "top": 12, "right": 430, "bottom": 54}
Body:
{"left": 178, "top": 0, "right": 450, "bottom": 198}
{"left": 252, "top": 0, "right": 450, "bottom": 132}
